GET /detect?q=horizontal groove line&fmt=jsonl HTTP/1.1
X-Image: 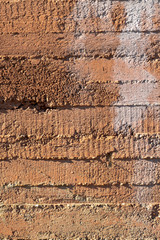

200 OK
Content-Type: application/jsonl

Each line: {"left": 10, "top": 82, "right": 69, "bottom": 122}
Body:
{"left": 0, "top": 55, "right": 159, "bottom": 61}
{"left": 0, "top": 30, "right": 160, "bottom": 35}
{"left": 2, "top": 183, "right": 160, "bottom": 189}
{"left": 1, "top": 158, "right": 160, "bottom": 162}
{"left": 113, "top": 158, "right": 160, "bottom": 161}
{"left": 0, "top": 203, "right": 159, "bottom": 207}
{"left": 0, "top": 104, "right": 160, "bottom": 112}
{"left": 1, "top": 134, "right": 159, "bottom": 140}
{"left": 1, "top": 104, "right": 160, "bottom": 107}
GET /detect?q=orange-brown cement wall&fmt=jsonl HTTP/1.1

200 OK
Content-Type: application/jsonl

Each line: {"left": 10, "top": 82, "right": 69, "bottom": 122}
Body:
{"left": 0, "top": 0, "right": 160, "bottom": 239}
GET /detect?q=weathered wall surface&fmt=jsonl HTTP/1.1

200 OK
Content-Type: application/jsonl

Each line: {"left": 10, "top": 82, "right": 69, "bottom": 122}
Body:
{"left": 0, "top": 0, "right": 160, "bottom": 239}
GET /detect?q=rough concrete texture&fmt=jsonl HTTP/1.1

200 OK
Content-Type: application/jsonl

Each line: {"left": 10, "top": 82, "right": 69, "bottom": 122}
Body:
{"left": 0, "top": 0, "right": 160, "bottom": 239}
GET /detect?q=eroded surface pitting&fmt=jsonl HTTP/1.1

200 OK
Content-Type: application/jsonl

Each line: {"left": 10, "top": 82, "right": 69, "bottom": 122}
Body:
{"left": 0, "top": 56, "right": 121, "bottom": 109}
{"left": 0, "top": 204, "right": 159, "bottom": 239}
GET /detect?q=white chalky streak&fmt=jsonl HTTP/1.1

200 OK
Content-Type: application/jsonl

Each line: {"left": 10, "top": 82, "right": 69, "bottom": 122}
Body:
{"left": 114, "top": 1, "right": 158, "bottom": 203}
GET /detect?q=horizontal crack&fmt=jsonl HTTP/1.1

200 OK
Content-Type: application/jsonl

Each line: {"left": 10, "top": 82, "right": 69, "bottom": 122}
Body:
{"left": 2, "top": 182, "right": 160, "bottom": 190}
{"left": 1, "top": 30, "right": 160, "bottom": 36}
{"left": 1, "top": 156, "right": 160, "bottom": 163}
{"left": 0, "top": 101, "right": 160, "bottom": 112}
{"left": 114, "top": 158, "right": 160, "bottom": 162}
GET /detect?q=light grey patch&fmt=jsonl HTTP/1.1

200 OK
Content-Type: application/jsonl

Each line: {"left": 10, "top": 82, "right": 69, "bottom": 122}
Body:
{"left": 73, "top": 0, "right": 112, "bottom": 20}
{"left": 96, "top": 0, "right": 112, "bottom": 19}
{"left": 113, "top": 106, "right": 147, "bottom": 133}
{"left": 115, "top": 33, "right": 148, "bottom": 64}
{"left": 135, "top": 186, "right": 154, "bottom": 203}
{"left": 113, "top": 66, "right": 158, "bottom": 132}
{"left": 124, "top": 1, "right": 142, "bottom": 31}
{"left": 115, "top": 76, "right": 156, "bottom": 105}
{"left": 114, "top": 1, "right": 158, "bottom": 132}
{"left": 132, "top": 160, "right": 157, "bottom": 185}
{"left": 124, "top": 0, "right": 157, "bottom": 31}
{"left": 73, "top": 0, "right": 90, "bottom": 20}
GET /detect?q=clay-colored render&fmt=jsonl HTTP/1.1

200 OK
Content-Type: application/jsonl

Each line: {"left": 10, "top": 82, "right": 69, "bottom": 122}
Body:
{"left": 0, "top": 0, "right": 160, "bottom": 239}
